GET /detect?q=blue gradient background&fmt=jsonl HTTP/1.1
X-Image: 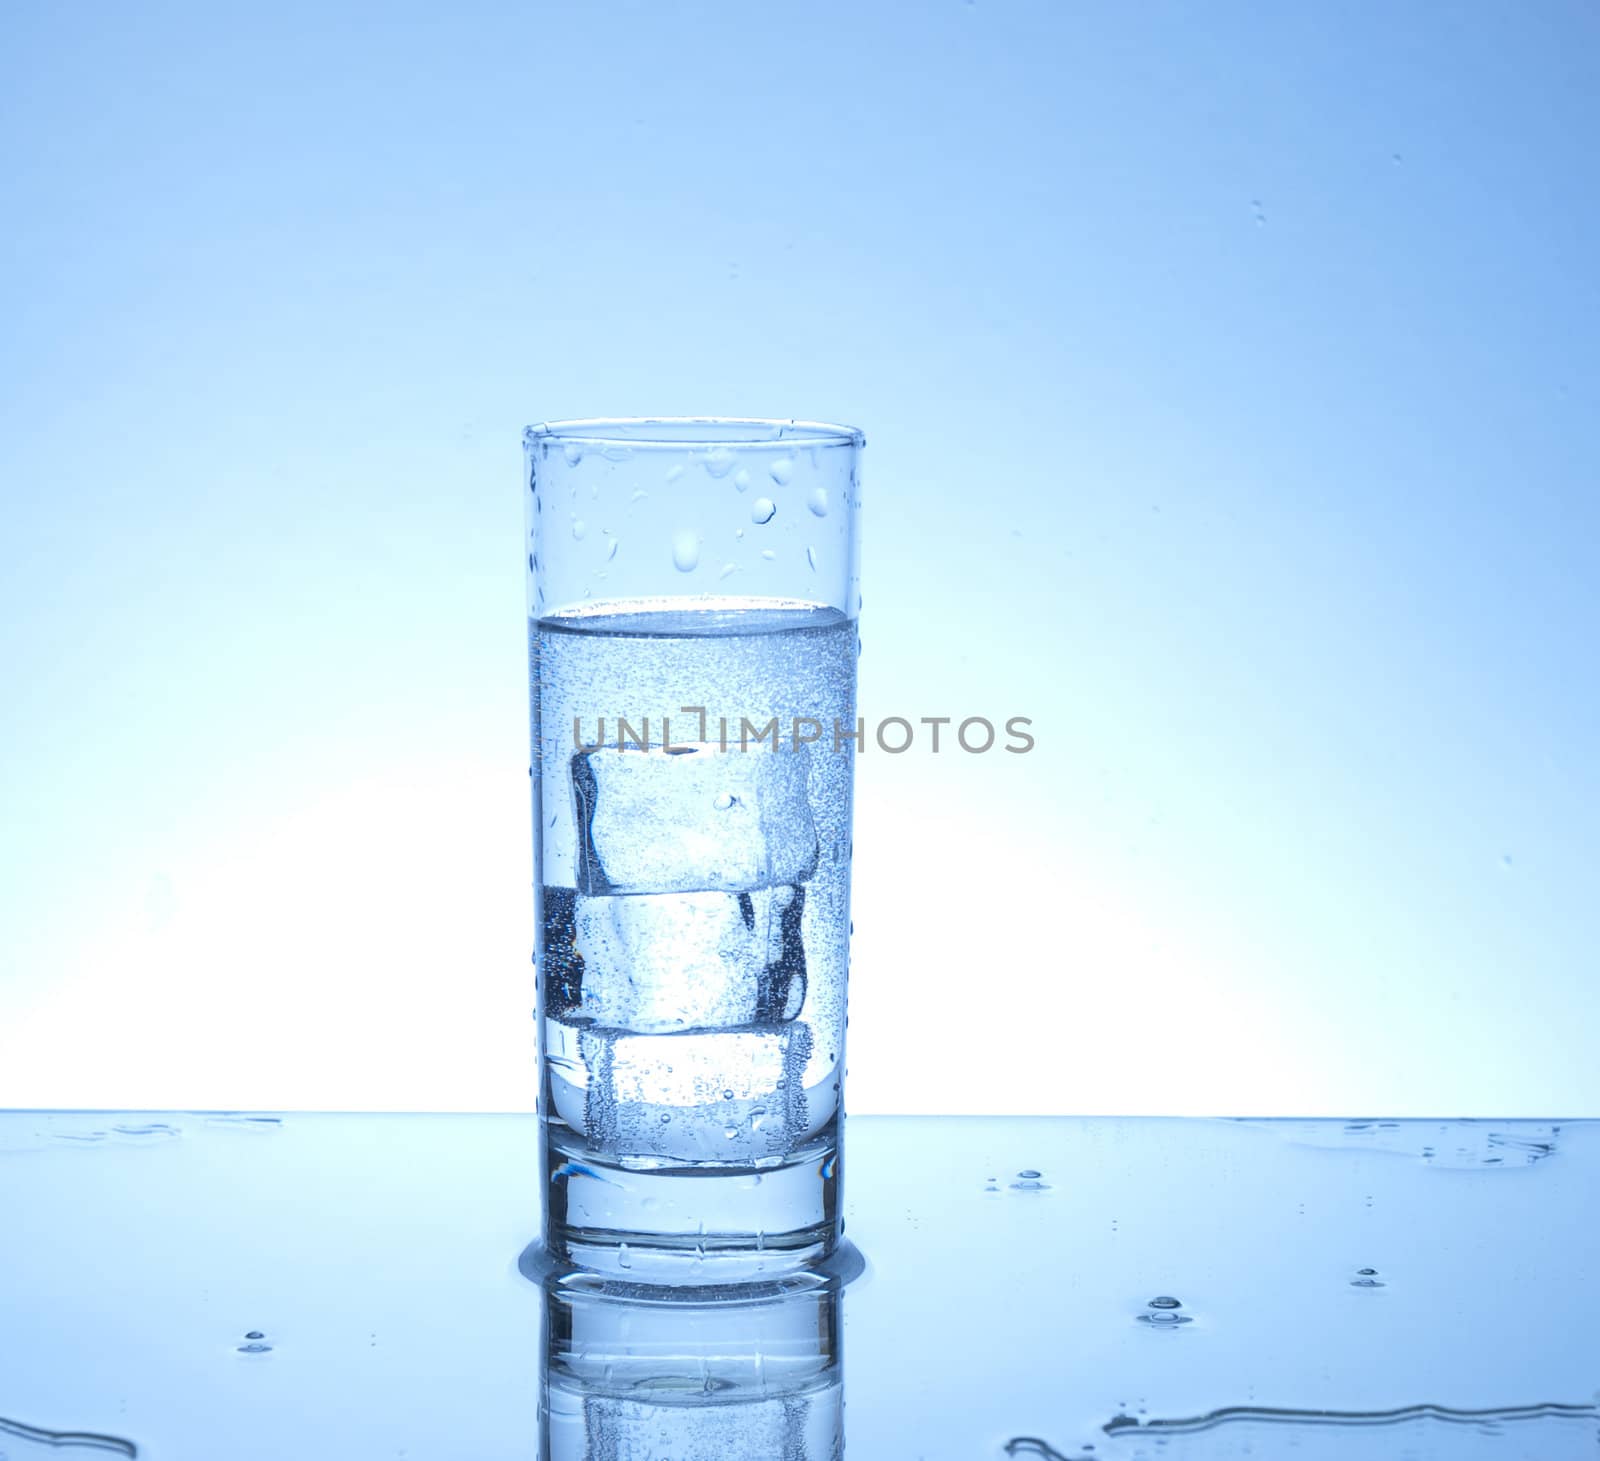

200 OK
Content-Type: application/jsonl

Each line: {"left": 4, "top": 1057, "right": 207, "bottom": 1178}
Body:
{"left": 2, "top": 1, "right": 1596, "bottom": 1115}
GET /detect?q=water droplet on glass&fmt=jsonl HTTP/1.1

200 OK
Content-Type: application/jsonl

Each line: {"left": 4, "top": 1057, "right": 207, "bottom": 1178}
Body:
{"left": 769, "top": 457, "right": 794, "bottom": 485}
{"left": 618, "top": 1243, "right": 632, "bottom": 1268}
{"left": 719, "top": 562, "right": 739, "bottom": 580}
{"left": 713, "top": 792, "right": 736, "bottom": 811}
{"left": 1351, "top": 1267, "right": 1386, "bottom": 1288}
{"left": 672, "top": 531, "right": 700, "bottom": 572}
{"left": 724, "top": 1125, "right": 738, "bottom": 1139}
{"left": 702, "top": 445, "right": 735, "bottom": 478}
{"left": 1010, "top": 1169, "right": 1049, "bottom": 1191}
{"left": 1148, "top": 1296, "right": 1182, "bottom": 1310}
{"left": 571, "top": 518, "right": 587, "bottom": 540}
{"left": 237, "top": 1330, "right": 273, "bottom": 1353}
{"left": 1137, "top": 1309, "right": 1194, "bottom": 1327}
{"left": 245, "top": 1330, "right": 265, "bottom": 1339}
{"left": 601, "top": 443, "right": 631, "bottom": 462}
{"left": 734, "top": 468, "right": 750, "bottom": 492}
{"left": 562, "top": 442, "right": 583, "bottom": 467}
{"left": 760, "top": 548, "right": 776, "bottom": 560}
{"left": 605, "top": 536, "right": 618, "bottom": 561}
{"left": 665, "top": 464, "right": 684, "bottom": 484}
{"left": 808, "top": 486, "right": 829, "bottom": 517}
{"left": 659, "top": 1112, "right": 671, "bottom": 1123}
{"left": 806, "top": 546, "right": 818, "bottom": 571}
{"left": 751, "top": 497, "right": 776, "bottom": 525}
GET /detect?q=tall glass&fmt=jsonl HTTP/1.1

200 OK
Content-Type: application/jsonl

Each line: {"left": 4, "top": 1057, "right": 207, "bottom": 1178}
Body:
{"left": 524, "top": 419, "right": 863, "bottom": 1283}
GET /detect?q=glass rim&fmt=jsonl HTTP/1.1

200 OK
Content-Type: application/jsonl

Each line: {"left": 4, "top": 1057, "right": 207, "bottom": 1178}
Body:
{"left": 523, "top": 417, "right": 865, "bottom": 449}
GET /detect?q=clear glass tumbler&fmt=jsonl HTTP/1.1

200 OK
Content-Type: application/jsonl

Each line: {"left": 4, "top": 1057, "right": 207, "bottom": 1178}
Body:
{"left": 524, "top": 418, "right": 863, "bottom": 1283}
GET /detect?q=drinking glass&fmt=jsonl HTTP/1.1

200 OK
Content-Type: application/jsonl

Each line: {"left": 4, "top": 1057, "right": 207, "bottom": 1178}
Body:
{"left": 524, "top": 418, "right": 863, "bottom": 1282}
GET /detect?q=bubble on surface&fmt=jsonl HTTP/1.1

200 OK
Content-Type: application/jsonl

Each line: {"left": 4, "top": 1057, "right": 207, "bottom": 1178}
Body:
{"left": 808, "top": 486, "right": 829, "bottom": 516}
{"left": 751, "top": 497, "right": 777, "bottom": 525}
{"left": 769, "top": 457, "right": 794, "bottom": 485}
{"left": 671, "top": 531, "right": 700, "bottom": 572}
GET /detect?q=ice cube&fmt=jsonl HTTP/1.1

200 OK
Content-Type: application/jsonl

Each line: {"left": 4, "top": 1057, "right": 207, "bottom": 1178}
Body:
{"left": 571, "top": 741, "right": 818, "bottom": 896}
{"left": 581, "top": 1022, "right": 813, "bottom": 1162}
{"left": 542, "top": 885, "right": 807, "bottom": 1033}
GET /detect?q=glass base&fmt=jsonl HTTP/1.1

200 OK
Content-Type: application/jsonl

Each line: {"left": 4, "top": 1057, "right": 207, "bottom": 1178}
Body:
{"left": 532, "top": 1119, "right": 845, "bottom": 1286}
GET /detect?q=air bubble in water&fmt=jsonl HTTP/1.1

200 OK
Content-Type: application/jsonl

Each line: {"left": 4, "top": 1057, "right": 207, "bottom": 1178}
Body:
{"left": 713, "top": 792, "right": 736, "bottom": 811}
{"left": 752, "top": 497, "right": 776, "bottom": 525}
{"left": 808, "top": 486, "right": 829, "bottom": 516}
{"left": 769, "top": 457, "right": 794, "bottom": 485}
{"left": 722, "top": 1088, "right": 735, "bottom": 1100}
{"left": 702, "top": 446, "right": 735, "bottom": 478}
{"left": 672, "top": 531, "right": 700, "bottom": 571}
{"left": 719, "top": 562, "right": 739, "bottom": 579}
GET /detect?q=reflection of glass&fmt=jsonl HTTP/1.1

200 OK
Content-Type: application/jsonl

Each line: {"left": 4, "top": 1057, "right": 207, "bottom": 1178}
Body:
{"left": 538, "top": 1274, "right": 844, "bottom": 1460}
{"left": 524, "top": 419, "right": 864, "bottom": 1283}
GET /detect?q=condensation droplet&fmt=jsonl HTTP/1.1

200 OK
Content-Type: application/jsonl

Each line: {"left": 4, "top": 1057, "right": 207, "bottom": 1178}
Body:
{"left": 618, "top": 1243, "right": 632, "bottom": 1268}
{"left": 734, "top": 468, "right": 750, "bottom": 492}
{"left": 806, "top": 546, "right": 818, "bottom": 571}
{"left": 808, "top": 486, "right": 829, "bottom": 517}
{"left": 665, "top": 464, "right": 685, "bottom": 484}
{"left": 702, "top": 446, "right": 735, "bottom": 478}
{"left": 752, "top": 497, "right": 776, "bottom": 525}
{"left": 760, "top": 548, "right": 776, "bottom": 560}
{"left": 719, "top": 563, "right": 739, "bottom": 580}
{"left": 672, "top": 531, "right": 700, "bottom": 572}
{"left": 605, "top": 536, "right": 619, "bottom": 561}
{"left": 571, "top": 518, "right": 587, "bottom": 540}
{"left": 769, "top": 457, "right": 794, "bottom": 485}
{"left": 562, "top": 442, "right": 583, "bottom": 467}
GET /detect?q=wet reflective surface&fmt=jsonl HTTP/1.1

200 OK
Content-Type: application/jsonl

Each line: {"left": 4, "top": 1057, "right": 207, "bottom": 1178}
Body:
{"left": 1, "top": 1114, "right": 1596, "bottom": 1458}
